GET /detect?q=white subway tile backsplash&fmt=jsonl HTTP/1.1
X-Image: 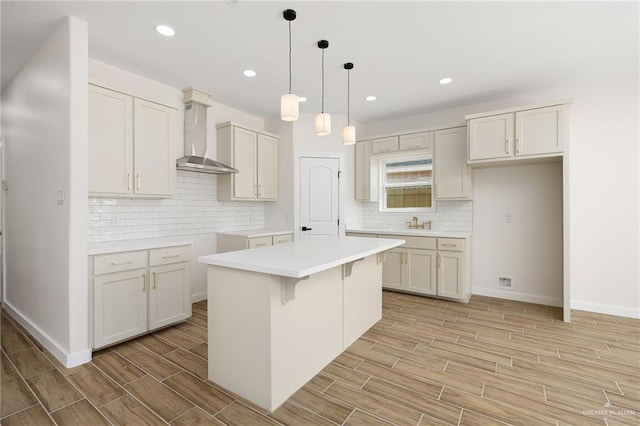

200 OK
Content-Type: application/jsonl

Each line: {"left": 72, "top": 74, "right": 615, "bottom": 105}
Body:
{"left": 88, "top": 171, "right": 265, "bottom": 243}
{"left": 361, "top": 200, "right": 473, "bottom": 232}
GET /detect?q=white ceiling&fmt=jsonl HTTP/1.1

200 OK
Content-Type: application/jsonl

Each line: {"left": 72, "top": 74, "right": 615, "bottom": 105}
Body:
{"left": 2, "top": 1, "right": 638, "bottom": 123}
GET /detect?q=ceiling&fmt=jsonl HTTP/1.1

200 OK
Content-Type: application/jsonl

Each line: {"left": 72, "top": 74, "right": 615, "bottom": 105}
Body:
{"left": 2, "top": 1, "right": 638, "bottom": 123}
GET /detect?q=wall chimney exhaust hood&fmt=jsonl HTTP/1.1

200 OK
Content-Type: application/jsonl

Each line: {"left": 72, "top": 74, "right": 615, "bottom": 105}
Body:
{"left": 176, "top": 87, "right": 238, "bottom": 174}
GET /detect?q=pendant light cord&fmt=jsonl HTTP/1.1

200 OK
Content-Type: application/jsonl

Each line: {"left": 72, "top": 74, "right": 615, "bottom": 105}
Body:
{"left": 288, "top": 20, "right": 292, "bottom": 94}
{"left": 347, "top": 69, "right": 350, "bottom": 125}
{"left": 321, "top": 48, "right": 325, "bottom": 113}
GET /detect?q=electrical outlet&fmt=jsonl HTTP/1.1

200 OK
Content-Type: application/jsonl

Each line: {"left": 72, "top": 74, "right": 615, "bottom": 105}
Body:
{"left": 498, "top": 277, "right": 512, "bottom": 288}
{"left": 505, "top": 213, "right": 513, "bottom": 224}
{"left": 57, "top": 189, "right": 65, "bottom": 205}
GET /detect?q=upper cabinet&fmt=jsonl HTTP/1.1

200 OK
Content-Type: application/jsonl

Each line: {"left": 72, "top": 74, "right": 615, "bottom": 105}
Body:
{"left": 216, "top": 122, "right": 278, "bottom": 201}
{"left": 354, "top": 140, "right": 372, "bottom": 201}
{"left": 88, "top": 84, "right": 177, "bottom": 198}
{"left": 399, "top": 132, "right": 433, "bottom": 152}
{"left": 434, "top": 127, "right": 471, "bottom": 200}
{"left": 467, "top": 103, "right": 569, "bottom": 165}
{"left": 371, "top": 136, "right": 399, "bottom": 154}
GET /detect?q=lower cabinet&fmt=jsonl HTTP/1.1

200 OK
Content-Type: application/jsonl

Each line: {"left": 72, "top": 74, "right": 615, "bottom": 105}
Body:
{"left": 217, "top": 232, "right": 294, "bottom": 253}
{"left": 347, "top": 232, "right": 469, "bottom": 301}
{"left": 91, "top": 244, "right": 191, "bottom": 349}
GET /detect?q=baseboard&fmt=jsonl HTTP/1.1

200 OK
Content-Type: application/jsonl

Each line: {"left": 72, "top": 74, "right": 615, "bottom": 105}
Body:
{"left": 472, "top": 287, "right": 563, "bottom": 307}
{"left": 3, "top": 302, "right": 91, "bottom": 368}
{"left": 192, "top": 291, "right": 207, "bottom": 303}
{"left": 571, "top": 301, "right": 640, "bottom": 319}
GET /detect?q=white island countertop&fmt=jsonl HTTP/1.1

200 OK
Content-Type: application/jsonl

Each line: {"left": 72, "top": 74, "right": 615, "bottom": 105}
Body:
{"left": 199, "top": 236, "right": 404, "bottom": 278}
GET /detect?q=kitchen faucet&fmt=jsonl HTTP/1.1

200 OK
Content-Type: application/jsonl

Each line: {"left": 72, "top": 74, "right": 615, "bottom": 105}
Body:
{"left": 407, "top": 216, "right": 432, "bottom": 230}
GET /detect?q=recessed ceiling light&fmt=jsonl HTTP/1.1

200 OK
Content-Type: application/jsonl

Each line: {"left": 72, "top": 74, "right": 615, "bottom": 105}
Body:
{"left": 156, "top": 25, "right": 175, "bottom": 37}
{"left": 298, "top": 97, "right": 308, "bottom": 102}
{"left": 366, "top": 95, "right": 376, "bottom": 101}
{"left": 243, "top": 70, "right": 257, "bottom": 77}
{"left": 439, "top": 77, "right": 453, "bottom": 85}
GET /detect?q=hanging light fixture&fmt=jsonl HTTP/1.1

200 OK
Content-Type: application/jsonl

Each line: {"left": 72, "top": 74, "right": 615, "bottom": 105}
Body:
{"left": 342, "top": 62, "right": 356, "bottom": 145}
{"left": 281, "top": 9, "right": 299, "bottom": 121}
{"left": 315, "top": 40, "right": 331, "bottom": 136}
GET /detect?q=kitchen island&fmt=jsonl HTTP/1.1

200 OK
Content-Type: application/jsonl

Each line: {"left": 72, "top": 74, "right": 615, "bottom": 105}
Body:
{"left": 199, "top": 236, "right": 404, "bottom": 412}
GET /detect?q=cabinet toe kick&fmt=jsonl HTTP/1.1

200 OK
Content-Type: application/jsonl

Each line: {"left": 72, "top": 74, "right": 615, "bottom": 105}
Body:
{"left": 278, "top": 275, "right": 310, "bottom": 304}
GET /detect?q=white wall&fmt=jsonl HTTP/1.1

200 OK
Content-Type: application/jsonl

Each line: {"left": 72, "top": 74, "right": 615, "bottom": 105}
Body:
{"left": 88, "top": 59, "right": 268, "bottom": 302}
{"left": 361, "top": 74, "right": 640, "bottom": 318}
{"left": 472, "top": 164, "right": 563, "bottom": 306}
{"left": 265, "top": 114, "right": 363, "bottom": 239}
{"left": 2, "top": 17, "right": 90, "bottom": 366}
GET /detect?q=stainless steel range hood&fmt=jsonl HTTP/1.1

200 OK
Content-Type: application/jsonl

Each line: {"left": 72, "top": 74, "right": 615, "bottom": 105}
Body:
{"left": 176, "top": 87, "right": 238, "bottom": 175}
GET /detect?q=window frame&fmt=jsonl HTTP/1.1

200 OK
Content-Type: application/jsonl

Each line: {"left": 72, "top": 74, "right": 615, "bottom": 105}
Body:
{"left": 378, "top": 154, "right": 435, "bottom": 213}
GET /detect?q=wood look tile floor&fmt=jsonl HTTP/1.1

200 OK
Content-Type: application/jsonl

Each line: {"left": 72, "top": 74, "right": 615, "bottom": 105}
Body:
{"left": 1, "top": 292, "right": 639, "bottom": 425}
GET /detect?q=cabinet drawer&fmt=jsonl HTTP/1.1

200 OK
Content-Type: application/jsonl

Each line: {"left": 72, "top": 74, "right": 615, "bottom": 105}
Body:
{"left": 248, "top": 237, "right": 273, "bottom": 249}
{"left": 399, "top": 132, "right": 432, "bottom": 151}
{"left": 149, "top": 245, "right": 190, "bottom": 266}
{"left": 384, "top": 235, "right": 436, "bottom": 250}
{"left": 371, "top": 137, "right": 399, "bottom": 154}
{"left": 438, "top": 238, "right": 464, "bottom": 251}
{"left": 94, "top": 251, "right": 147, "bottom": 275}
{"left": 272, "top": 234, "right": 293, "bottom": 245}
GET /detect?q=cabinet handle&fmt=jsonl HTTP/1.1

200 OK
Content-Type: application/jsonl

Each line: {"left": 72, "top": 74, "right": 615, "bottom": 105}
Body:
{"left": 441, "top": 243, "right": 456, "bottom": 247}
{"left": 405, "top": 251, "right": 410, "bottom": 264}
{"left": 434, "top": 183, "right": 438, "bottom": 197}
{"left": 380, "top": 148, "right": 391, "bottom": 152}
{"left": 408, "top": 145, "right": 420, "bottom": 149}
{"left": 142, "top": 273, "right": 146, "bottom": 291}
{"left": 152, "top": 272, "right": 156, "bottom": 289}
{"left": 437, "top": 254, "right": 442, "bottom": 268}
{"left": 516, "top": 138, "right": 521, "bottom": 154}
{"left": 258, "top": 184, "right": 262, "bottom": 197}
{"left": 162, "top": 254, "right": 180, "bottom": 259}
{"left": 505, "top": 140, "right": 510, "bottom": 154}
{"left": 136, "top": 174, "right": 141, "bottom": 191}
{"left": 127, "top": 173, "right": 131, "bottom": 191}
{"left": 110, "top": 260, "right": 132, "bottom": 266}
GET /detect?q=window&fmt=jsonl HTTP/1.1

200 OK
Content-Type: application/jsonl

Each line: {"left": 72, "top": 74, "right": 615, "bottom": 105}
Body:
{"left": 379, "top": 156, "right": 434, "bottom": 212}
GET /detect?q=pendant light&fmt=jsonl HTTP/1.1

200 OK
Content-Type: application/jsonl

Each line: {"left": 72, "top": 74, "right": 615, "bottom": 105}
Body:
{"left": 342, "top": 62, "right": 356, "bottom": 145}
{"left": 315, "top": 40, "right": 331, "bottom": 136}
{"left": 281, "top": 9, "right": 299, "bottom": 122}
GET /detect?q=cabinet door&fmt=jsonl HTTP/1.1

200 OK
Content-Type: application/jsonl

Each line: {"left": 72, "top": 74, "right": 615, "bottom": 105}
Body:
{"left": 437, "top": 251, "right": 465, "bottom": 299}
{"left": 371, "top": 137, "right": 399, "bottom": 154}
{"left": 257, "top": 133, "right": 278, "bottom": 200}
{"left": 354, "top": 141, "right": 371, "bottom": 201}
{"left": 468, "top": 113, "right": 514, "bottom": 161}
{"left": 233, "top": 127, "right": 258, "bottom": 199}
{"left": 381, "top": 248, "right": 403, "bottom": 290}
{"left": 404, "top": 249, "right": 437, "bottom": 295}
{"left": 149, "top": 263, "right": 191, "bottom": 330}
{"left": 435, "top": 127, "right": 471, "bottom": 199}
{"left": 515, "top": 105, "right": 567, "bottom": 156}
{"left": 93, "top": 269, "right": 147, "bottom": 348}
{"left": 133, "top": 98, "right": 177, "bottom": 196}
{"left": 88, "top": 85, "right": 133, "bottom": 195}
{"left": 399, "top": 132, "right": 433, "bottom": 151}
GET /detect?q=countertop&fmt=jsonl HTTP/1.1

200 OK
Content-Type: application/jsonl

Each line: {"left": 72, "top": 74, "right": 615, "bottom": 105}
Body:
{"left": 199, "top": 236, "right": 405, "bottom": 278}
{"left": 216, "top": 229, "right": 294, "bottom": 238}
{"left": 88, "top": 237, "right": 193, "bottom": 256}
{"left": 346, "top": 227, "right": 471, "bottom": 239}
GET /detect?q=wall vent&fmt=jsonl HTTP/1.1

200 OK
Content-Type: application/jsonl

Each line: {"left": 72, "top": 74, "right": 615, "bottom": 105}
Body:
{"left": 498, "top": 277, "right": 512, "bottom": 288}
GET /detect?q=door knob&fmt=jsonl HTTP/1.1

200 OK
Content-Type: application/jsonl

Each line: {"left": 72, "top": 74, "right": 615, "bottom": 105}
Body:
{"left": 301, "top": 226, "right": 313, "bottom": 231}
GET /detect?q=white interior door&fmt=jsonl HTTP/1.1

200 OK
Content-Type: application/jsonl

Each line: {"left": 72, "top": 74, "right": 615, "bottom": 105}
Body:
{"left": 300, "top": 157, "right": 340, "bottom": 240}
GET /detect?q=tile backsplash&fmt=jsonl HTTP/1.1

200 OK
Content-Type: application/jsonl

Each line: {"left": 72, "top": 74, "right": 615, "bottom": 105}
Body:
{"left": 361, "top": 200, "right": 473, "bottom": 232}
{"left": 88, "top": 171, "right": 264, "bottom": 243}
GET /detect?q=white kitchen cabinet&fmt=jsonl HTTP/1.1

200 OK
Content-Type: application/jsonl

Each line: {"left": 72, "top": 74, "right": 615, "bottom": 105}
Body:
{"left": 436, "top": 238, "right": 466, "bottom": 300}
{"left": 467, "top": 103, "right": 568, "bottom": 164}
{"left": 371, "top": 136, "right": 399, "bottom": 154}
{"left": 217, "top": 122, "right": 278, "bottom": 201}
{"left": 88, "top": 84, "right": 177, "bottom": 198}
{"left": 380, "top": 235, "right": 437, "bottom": 296}
{"left": 217, "top": 231, "right": 294, "bottom": 253}
{"left": 399, "top": 132, "right": 433, "bottom": 151}
{"left": 434, "top": 127, "right": 472, "bottom": 200}
{"left": 91, "top": 244, "right": 191, "bottom": 349}
{"left": 347, "top": 232, "right": 469, "bottom": 301}
{"left": 355, "top": 140, "right": 372, "bottom": 201}
{"left": 93, "top": 268, "right": 147, "bottom": 348}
